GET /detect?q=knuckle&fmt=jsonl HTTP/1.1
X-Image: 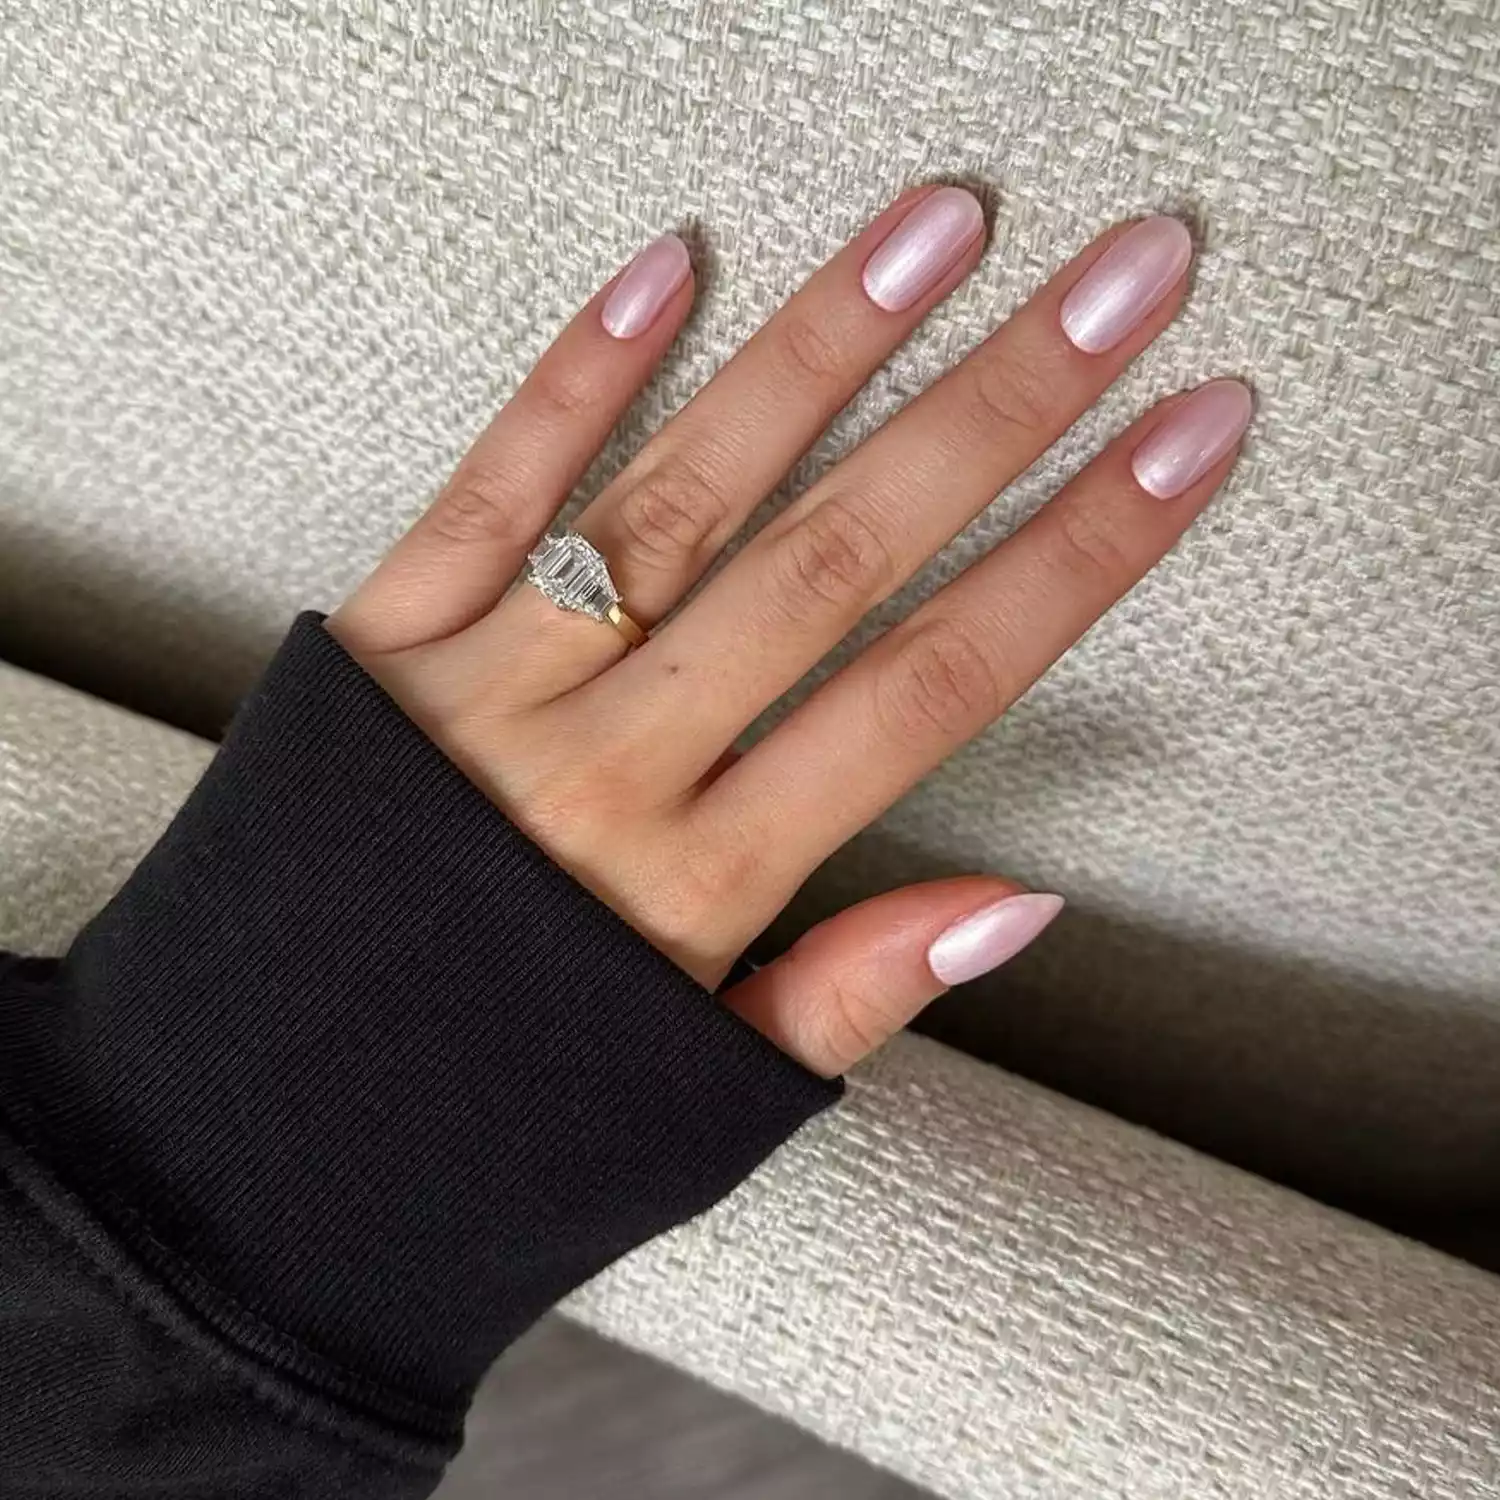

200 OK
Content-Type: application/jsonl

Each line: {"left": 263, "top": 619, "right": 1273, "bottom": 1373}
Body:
{"left": 613, "top": 456, "right": 733, "bottom": 575}
{"left": 528, "top": 361, "right": 602, "bottom": 423}
{"left": 770, "top": 496, "right": 894, "bottom": 614}
{"left": 814, "top": 973, "right": 888, "bottom": 1068}
{"left": 967, "top": 355, "right": 1052, "bottom": 440}
{"left": 425, "top": 465, "right": 529, "bottom": 546}
{"left": 1048, "top": 501, "right": 1136, "bottom": 586}
{"left": 775, "top": 311, "right": 845, "bottom": 388}
{"left": 877, "top": 616, "right": 1005, "bottom": 743}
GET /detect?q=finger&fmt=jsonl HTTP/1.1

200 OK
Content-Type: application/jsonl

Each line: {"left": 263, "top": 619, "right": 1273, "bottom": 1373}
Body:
{"left": 581, "top": 185, "right": 987, "bottom": 622}
{"left": 467, "top": 184, "right": 988, "bottom": 688}
{"left": 722, "top": 880, "right": 1062, "bottom": 1077}
{"left": 599, "top": 215, "right": 1194, "bottom": 780}
{"left": 331, "top": 233, "right": 694, "bottom": 655}
{"left": 707, "top": 379, "right": 1253, "bottom": 875}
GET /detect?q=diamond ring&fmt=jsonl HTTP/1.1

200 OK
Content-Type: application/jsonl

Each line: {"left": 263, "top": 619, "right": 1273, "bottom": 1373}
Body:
{"left": 524, "top": 531, "right": 647, "bottom": 649}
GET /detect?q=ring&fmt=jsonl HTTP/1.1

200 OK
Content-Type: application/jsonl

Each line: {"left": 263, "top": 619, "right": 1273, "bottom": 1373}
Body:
{"left": 524, "top": 531, "right": 647, "bottom": 649}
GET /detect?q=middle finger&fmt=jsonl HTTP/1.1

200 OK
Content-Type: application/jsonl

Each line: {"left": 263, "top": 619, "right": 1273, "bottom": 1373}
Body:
{"left": 472, "top": 184, "right": 989, "bottom": 685}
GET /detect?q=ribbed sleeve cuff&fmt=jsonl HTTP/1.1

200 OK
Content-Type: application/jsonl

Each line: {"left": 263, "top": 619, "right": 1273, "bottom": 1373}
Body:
{"left": 0, "top": 614, "right": 839, "bottom": 1431}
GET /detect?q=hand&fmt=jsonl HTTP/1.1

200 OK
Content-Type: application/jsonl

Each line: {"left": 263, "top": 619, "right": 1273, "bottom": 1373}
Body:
{"left": 328, "top": 186, "right": 1250, "bottom": 1077}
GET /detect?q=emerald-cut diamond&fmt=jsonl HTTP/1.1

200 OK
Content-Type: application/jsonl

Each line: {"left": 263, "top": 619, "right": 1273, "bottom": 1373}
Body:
{"left": 525, "top": 532, "right": 621, "bottom": 621}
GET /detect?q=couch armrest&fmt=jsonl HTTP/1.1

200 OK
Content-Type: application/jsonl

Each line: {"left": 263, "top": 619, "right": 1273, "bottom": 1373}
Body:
{"left": 4, "top": 658, "right": 1498, "bottom": 1498}
{"left": 570, "top": 1030, "right": 1500, "bottom": 1496}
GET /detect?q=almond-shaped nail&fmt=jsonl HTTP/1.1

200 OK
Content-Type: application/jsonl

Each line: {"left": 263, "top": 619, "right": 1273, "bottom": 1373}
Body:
{"left": 927, "top": 893, "right": 1064, "bottom": 986}
{"left": 1131, "top": 379, "right": 1253, "bottom": 499}
{"left": 601, "top": 233, "right": 692, "bottom": 339}
{"left": 1060, "top": 216, "right": 1193, "bottom": 354}
{"left": 861, "top": 186, "right": 985, "bottom": 313}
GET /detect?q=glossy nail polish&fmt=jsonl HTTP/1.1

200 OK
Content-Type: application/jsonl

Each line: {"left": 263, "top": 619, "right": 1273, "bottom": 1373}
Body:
{"left": 601, "top": 233, "right": 693, "bottom": 339}
{"left": 861, "top": 186, "right": 986, "bottom": 313}
{"left": 927, "top": 893, "right": 1065, "bottom": 986}
{"left": 1132, "top": 379, "right": 1254, "bottom": 499}
{"left": 1059, "top": 216, "right": 1193, "bottom": 354}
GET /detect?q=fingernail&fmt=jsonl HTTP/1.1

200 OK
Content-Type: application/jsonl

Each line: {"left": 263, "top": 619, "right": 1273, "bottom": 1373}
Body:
{"left": 601, "top": 233, "right": 693, "bottom": 339}
{"left": 927, "top": 892, "right": 1064, "bottom": 986}
{"left": 861, "top": 186, "right": 985, "bottom": 313}
{"left": 1060, "top": 216, "right": 1193, "bottom": 354}
{"left": 1131, "top": 379, "right": 1254, "bottom": 499}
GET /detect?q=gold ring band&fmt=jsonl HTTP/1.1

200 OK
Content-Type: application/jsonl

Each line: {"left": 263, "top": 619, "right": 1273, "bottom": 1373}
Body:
{"left": 605, "top": 602, "right": 647, "bottom": 649}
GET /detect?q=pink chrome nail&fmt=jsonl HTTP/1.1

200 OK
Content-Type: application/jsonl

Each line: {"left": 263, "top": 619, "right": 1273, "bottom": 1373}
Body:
{"left": 1060, "top": 216, "right": 1193, "bottom": 354}
{"left": 1131, "top": 379, "right": 1254, "bottom": 499}
{"left": 861, "top": 186, "right": 985, "bottom": 313}
{"left": 927, "top": 893, "right": 1065, "bottom": 986}
{"left": 601, "top": 233, "right": 692, "bottom": 339}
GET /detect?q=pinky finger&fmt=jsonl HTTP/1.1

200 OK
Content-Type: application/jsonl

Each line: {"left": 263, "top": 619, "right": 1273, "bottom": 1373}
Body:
{"left": 722, "top": 879, "right": 1063, "bottom": 1078}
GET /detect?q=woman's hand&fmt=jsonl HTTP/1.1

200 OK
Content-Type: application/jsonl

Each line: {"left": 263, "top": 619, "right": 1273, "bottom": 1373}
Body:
{"left": 328, "top": 186, "right": 1249, "bottom": 1077}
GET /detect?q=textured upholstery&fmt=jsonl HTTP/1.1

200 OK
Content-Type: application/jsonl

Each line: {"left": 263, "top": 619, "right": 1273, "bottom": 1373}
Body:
{"left": 3, "top": 655, "right": 1499, "bottom": 1500}
{"left": 2, "top": 2, "right": 1497, "bottom": 1221}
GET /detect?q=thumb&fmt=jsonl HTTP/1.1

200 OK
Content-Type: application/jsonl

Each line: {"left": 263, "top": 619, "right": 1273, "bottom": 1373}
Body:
{"left": 722, "top": 878, "right": 1064, "bottom": 1078}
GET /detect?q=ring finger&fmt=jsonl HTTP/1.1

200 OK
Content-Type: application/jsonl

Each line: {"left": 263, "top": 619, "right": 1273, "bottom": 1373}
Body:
{"left": 333, "top": 236, "right": 696, "bottom": 655}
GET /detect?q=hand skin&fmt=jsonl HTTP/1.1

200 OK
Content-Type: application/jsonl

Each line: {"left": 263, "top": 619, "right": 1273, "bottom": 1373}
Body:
{"left": 329, "top": 186, "right": 1251, "bottom": 1078}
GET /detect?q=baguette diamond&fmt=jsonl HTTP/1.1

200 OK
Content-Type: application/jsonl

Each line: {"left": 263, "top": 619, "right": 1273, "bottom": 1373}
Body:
{"left": 525, "top": 531, "right": 621, "bottom": 621}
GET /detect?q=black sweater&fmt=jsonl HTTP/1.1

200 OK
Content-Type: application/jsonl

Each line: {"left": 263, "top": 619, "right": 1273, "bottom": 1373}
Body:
{"left": 0, "top": 614, "right": 840, "bottom": 1497}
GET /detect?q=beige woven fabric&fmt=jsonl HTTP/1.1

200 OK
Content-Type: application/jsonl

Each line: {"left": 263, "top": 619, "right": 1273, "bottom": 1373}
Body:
{"left": 3, "top": 657, "right": 1499, "bottom": 1500}
{"left": 1, "top": 0, "right": 1498, "bottom": 1215}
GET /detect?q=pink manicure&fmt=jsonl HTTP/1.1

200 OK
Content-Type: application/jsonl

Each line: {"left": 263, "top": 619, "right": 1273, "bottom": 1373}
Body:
{"left": 1131, "top": 379, "right": 1254, "bottom": 499}
{"left": 927, "top": 893, "right": 1065, "bottom": 986}
{"left": 601, "top": 233, "right": 692, "bottom": 339}
{"left": 861, "top": 187, "right": 985, "bottom": 313}
{"left": 1060, "top": 216, "right": 1193, "bottom": 354}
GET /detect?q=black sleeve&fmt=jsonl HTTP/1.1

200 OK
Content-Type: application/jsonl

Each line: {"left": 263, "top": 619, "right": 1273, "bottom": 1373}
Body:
{"left": 0, "top": 613, "right": 840, "bottom": 1498}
